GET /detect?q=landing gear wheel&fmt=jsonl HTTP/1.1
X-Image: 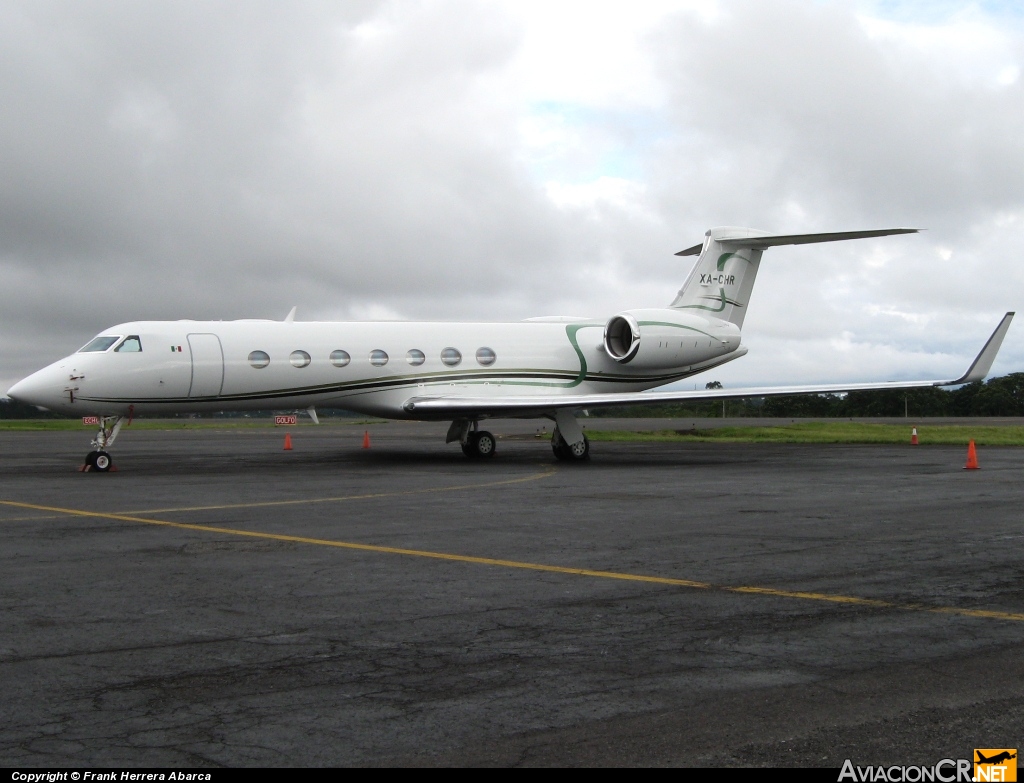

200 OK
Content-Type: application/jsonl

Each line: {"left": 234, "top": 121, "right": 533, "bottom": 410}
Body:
{"left": 474, "top": 431, "right": 496, "bottom": 458}
{"left": 92, "top": 451, "right": 113, "bottom": 472}
{"left": 567, "top": 435, "right": 589, "bottom": 460}
{"left": 551, "top": 428, "right": 589, "bottom": 461}
{"left": 551, "top": 429, "right": 569, "bottom": 460}
{"left": 462, "top": 431, "right": 497, "bottom": 458}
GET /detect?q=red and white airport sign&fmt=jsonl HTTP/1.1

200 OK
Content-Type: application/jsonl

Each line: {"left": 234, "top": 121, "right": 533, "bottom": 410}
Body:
{"left": 82, "top": 416, "right": 99, "bottom": 425}
{"left": 274, "top": 415, "right": 298, "bottom": 426}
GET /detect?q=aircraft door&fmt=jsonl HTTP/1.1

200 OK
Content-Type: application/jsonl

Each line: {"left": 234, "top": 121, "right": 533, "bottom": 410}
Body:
{"left": 187, "top": 333, "right": 224, "bottom": 397}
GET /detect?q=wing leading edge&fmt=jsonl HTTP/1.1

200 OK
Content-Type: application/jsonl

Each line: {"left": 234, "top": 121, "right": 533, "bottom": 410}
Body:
{"left": 403, "top": 313, "right": 1014, "bottom": 418}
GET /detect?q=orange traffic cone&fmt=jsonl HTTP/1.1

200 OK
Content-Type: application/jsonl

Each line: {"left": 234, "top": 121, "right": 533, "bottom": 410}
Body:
{"left": 911, "top": 427, "right": 919, "bottom": 445}
{"left": 283, "top": 433, "right": 293, "bottom": 451}
{"left": 362, "top": 430, "right": 371, "bottom": 449}
{"left": 964, "top": 439, "right": 979, "bottom": 470}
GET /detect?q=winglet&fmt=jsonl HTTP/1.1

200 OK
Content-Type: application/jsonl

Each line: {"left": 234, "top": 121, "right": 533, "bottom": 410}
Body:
{"left": 945, "top": 312, "right": 1015, "bottom": 385}
{"left": 284, "top": 306, "right": 297, "bottom": 323}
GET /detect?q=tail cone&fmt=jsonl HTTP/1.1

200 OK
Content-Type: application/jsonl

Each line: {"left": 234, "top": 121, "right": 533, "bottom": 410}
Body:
{"left": 964, "top": 439, "right": 979, "bottom": 470}
{"left": 362, "top": 430, "right": 371, "bottom": 449}
{"left": 284, "top": 433, "right": 293, "bottom": 451}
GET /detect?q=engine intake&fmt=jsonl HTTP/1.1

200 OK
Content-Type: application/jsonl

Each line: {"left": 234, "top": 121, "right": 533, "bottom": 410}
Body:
{"left": 603, "top": 313, "right": 640, "bottom": 363}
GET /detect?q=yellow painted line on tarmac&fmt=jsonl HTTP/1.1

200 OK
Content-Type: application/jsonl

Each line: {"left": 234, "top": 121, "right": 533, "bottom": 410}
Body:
{"left": 2, "top": 498, "right": 1023, "bottom": 624}
{"left": 0, "top": 498, "right": 708, "bottom": 589}
{"left": 119, "top": 467, "right": 558, "bottom": 514}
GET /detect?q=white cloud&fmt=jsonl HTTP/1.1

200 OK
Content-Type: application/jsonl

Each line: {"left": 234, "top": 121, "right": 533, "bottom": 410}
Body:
{"left": 1, "top": 0, "right": 1023, "bottom": 394}
{"left": 858, "top": 8, "right": 1021, "bottom": 90}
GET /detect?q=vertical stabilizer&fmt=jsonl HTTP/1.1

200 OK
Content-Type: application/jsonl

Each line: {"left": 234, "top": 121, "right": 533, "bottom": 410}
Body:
{"left": 670, "top": 227, "right": 766, "bottom": 328}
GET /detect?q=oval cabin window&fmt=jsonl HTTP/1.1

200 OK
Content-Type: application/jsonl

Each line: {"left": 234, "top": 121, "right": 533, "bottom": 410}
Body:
{"left": 370, "top": 349, "right": 389, "bottom": 367}
{"left": 290, "top": 350, "right": 311, "bottom": 368}
{"left": 330, "top": 350, "right": 351, "bottom": 367}
{"left": 248, "top": 351, "right": 270, "bottom": 369}
{"left": 407, "top": 349, "right": 425, "bottom": 366}
{"left": 476, "top": 347, "right": 496, "bottom": 366}
{"left": 440, "top": 347, "right": 462, "bottom": 367}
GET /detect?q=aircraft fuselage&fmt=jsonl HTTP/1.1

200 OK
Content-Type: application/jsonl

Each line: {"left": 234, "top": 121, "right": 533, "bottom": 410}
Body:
{"left": 11, "top": 314, "right": 744, "bottom": 419}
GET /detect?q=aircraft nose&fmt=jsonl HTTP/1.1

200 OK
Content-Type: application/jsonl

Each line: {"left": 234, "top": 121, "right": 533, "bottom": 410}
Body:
{"left": 7, "top": 376, "right": 33, "bottom": 402}
{"left": 7, "top": 369, "right": 59, "bottom": 409}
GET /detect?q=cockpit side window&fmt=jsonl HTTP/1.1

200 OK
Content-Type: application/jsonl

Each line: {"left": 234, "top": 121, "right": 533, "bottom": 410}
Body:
{"left": 115, "top": 335, "right": 143, "bottom": 353}
{"left": 79, "top": 336, "right": 122, "bottom": 353}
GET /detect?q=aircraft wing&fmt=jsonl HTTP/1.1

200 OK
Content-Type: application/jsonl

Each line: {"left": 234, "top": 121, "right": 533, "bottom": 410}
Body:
{"left": 403, "top": 312, "right": 1014, "bottom": 417}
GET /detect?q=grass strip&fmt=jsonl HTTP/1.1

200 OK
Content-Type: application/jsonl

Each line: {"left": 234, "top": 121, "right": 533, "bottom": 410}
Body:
{"left": 584, "top": 421, "right": 1024, "bottom": 446}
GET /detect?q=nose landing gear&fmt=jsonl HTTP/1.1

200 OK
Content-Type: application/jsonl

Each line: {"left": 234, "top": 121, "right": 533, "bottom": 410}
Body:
{"left": 81, "top": 415, "right": 124, "bottom": 473}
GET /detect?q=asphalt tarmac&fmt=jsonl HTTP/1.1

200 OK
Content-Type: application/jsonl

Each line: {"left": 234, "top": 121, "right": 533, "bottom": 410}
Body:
{"left": 1, "top": 420, "right": 1022, "bottom": 767}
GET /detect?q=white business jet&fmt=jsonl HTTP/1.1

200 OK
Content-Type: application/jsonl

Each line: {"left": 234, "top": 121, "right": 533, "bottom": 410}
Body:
{"left": 7, "top": 227, "right": 1014, "bottom": 471}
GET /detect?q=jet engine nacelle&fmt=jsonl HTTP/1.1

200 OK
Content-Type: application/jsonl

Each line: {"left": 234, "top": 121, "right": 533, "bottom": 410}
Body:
{"left": 602, "top": 308, "right": 741, "bottom": 369}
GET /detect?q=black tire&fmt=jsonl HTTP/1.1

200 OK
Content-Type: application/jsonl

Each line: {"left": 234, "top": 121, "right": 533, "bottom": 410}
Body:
{"left": 84, "top": 451, "right": 98, "bottom": 468}
{"left": 92, "top": 451, "right": 113, "bottom": 472}
{"left": 551, "top": 428, "right": 588, "bottom": 461}
{"left": 551, "top": 428, "right": 571, "bottom": 460}
{"left": 474, "top": 431, "right": 496, "bottom": 458}
{"left": 463, "top": 431, "right": 497, "bottom": 459}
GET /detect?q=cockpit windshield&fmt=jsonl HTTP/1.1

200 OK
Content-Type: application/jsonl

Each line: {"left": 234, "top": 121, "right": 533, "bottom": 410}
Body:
{"left": 115, "top": 336, "right": 142, "bottom": 352}
{"left": 79, "top": 336, "right": 122, "bottom": 353}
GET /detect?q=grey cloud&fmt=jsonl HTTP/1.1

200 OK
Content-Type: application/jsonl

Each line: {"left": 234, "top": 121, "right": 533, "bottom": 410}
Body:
{"left": 650, "top": 1, "right": 1024, "bottom": 234}
{"left": 2, "top": 0, "right": 1022, "bottom": 392}
{"left": 0, "top": 0, "right": 581, "bottom": 388}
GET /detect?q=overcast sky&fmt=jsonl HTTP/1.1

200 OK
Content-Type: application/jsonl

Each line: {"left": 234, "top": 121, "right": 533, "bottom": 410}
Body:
{"left": 2, "top": 0, "right": 1023, "bottom": 394}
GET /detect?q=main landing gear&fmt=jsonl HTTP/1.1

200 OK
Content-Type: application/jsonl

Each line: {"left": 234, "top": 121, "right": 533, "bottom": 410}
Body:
{"left": 82, "top": 415, "right": 125, "bottom": 473}
{"left": 551, "top": 426, "right": 590, "bottom": 461}
{"left": 461, "top": 430, "right": 497, "bottom": 459}
{"left": 446, "top": 411, "right": 590, "bottom": 462}
{"left": 549, "top": 408, "right": 590, "bottom": 462}
{"left": 447, "top": 419, "right": 497, "bottom": 459}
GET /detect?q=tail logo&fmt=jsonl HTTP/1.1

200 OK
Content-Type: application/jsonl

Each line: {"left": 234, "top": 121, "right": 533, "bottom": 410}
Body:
{"left": 700, "top": 252, "right": 750, "bottom": 288}
{"left": 716, "top": 251, "right": 753, "bottom": 271}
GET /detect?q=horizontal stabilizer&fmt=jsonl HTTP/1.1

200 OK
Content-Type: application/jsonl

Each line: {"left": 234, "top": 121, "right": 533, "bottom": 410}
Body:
{"left": 719, "top": 228, "right": 919, "bottom": 249}
{"left": 403, "top": 313, "right": 1013, "bottom": 418}
{"left": 676, "top": 228, "right": 919, "bottom": 256}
